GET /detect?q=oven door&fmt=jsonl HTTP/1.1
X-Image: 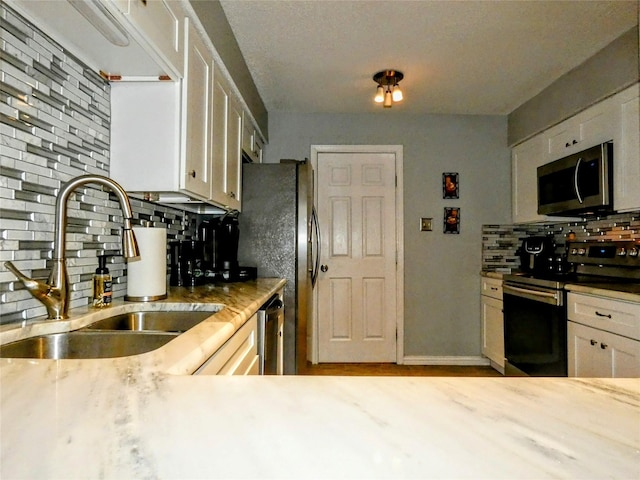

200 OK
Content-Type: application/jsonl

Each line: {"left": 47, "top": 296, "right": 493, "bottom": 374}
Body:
{"left": 503, "top": 284, "right": 568, "bottom": 376}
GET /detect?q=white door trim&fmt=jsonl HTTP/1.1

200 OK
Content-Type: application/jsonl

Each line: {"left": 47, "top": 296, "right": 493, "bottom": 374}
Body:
{"left": 310, "top": 145, "right": 404, "bottom": 364}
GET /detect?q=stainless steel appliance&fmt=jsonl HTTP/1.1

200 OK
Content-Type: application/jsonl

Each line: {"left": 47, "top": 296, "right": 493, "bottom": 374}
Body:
{"left": 238, "top": 161, "right": 320, "bottom": 374}
{"left": 503, "top": 239, "right": 640, "bottom": 376}
{"left": 537, "top": 142, "right": 613, "bottom": 216}
{"left": 257, "top": 294, "right": 284, "bottom": 375}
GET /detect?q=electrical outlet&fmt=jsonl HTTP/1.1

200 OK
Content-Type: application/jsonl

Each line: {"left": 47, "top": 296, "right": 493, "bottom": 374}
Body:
{"left": 420, "top": 218, "right": 432, "bottom": 231}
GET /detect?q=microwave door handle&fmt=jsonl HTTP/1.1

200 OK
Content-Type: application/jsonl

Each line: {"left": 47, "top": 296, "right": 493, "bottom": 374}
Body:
{"left": 574, "top": 157, "right": 584, "bottom": 204}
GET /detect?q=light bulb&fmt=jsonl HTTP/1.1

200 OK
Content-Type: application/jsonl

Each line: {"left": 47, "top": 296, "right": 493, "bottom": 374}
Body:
{"left": 374, "top": 85, "right": 384, "bottom": 103}
{"left": 392, "top": 85, "right": 403, "bottom": 102}
{"left": 383, "top": 90, "right": 392, "bottom": 108}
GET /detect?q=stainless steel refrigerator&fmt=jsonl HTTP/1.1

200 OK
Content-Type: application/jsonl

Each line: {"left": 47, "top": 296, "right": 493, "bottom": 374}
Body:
{"left": 238, "top": 161, "right": 319, "bottom": 374}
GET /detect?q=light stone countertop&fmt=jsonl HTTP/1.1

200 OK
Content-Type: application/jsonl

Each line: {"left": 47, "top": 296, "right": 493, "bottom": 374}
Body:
{"left": 2, "top": 278, "right": 640, "bottom": 479}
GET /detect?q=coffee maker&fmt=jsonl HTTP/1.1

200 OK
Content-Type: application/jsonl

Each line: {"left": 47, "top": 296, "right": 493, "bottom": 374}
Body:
{"left": 169, "top": 239, "right": 205, "bottom": 287}
{"left": 198, "top": 211, "right": 256, "bottom": 282}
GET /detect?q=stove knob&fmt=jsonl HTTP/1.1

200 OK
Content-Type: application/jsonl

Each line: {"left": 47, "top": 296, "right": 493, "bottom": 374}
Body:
{"left": 570, "top": 248, "right": 578, "bottom": 255}
{"left": 617, "top": 247, "right": 627, "bottom": 257}
{"left": 577, "top": 248, "right": 586, "bottom": 256}
{"left": 629, "top": 247, "right": 639, "bottom": 258}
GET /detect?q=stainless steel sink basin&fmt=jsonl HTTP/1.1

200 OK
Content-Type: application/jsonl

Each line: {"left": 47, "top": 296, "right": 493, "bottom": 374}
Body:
{"left": 81, "top": 310, "right": 214, "bottom": 333}
{"left": 0, "top": 331, "right": 179, "bottom": 359}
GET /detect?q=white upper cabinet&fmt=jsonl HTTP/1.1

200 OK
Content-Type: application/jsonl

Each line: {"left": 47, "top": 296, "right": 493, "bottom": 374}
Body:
{"left": 211, "top": 66, "right": 243, "bottom": 211}
{"left": 182, "top": 17, "right": 214, "bottom": 199}
{"left": 8, "top": 0, "right": 183, "bottom": 80}
{"left": 242, "top": 111, "right": 265, "bottom": 163}
{"left": 512, "top": 134, "right": 547, "bottom": 224}
{"left": 611, "top": 84, "right": 640, "bottom": 213}
{"left": 115, "top": 0, "right": 184, "bottom": 78}
{"left": 111, "top": 16, "right": 250, "bottom": 212}
{"left": 544, "top": 99, "right": 615, "bottom": 162}
{"left": 511, "top": 82, "right": 640, "bottom": 223}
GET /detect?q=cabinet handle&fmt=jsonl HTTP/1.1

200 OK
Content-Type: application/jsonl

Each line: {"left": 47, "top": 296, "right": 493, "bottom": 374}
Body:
{"left": 565, "top": 142, "right": 571, "bottom": 148}
{"left": 590, "top": 339, "right": 598, "bottom": 346}
{"left": 572, "top": 139, "right": 578, "bottom": 145}
{"left": 229, "top": 192, "right": 236, "bottom": 199}
{"left": 188, "top": 170, "right": 196, "bottom": 178}
{"left": 320, "top": 265, "right": 328, "bottom": 272}
{"left": 490, "top": 287, "right": 498, "bottom": 291}
{"left": 600, "top": 343, "right": 608, "bottom": 350}
{"left": 595, "top": 311, "right": 612, "bottom": 319}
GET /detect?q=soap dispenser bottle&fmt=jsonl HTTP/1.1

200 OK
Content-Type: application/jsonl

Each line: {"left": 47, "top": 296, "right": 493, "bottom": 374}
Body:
{"left": 93, "top": 255, "right": 112, "bottom": 308}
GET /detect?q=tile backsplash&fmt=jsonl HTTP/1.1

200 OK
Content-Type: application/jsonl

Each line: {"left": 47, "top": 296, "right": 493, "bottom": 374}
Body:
{"left": 482, "top": 212, "right": 640, "bottom": 272}
{"left": 0, "top": 4, "right": 196, "bottom": 323}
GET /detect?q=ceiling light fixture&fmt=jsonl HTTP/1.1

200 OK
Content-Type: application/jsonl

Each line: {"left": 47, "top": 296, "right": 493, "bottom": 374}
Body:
{"left": 373, "top": 70, "right": 404, "bottom": 108}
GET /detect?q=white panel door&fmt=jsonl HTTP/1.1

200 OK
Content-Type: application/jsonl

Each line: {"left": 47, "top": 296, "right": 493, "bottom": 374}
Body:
{"left": 316, "top": 151, "right": 397, "bottom": 362}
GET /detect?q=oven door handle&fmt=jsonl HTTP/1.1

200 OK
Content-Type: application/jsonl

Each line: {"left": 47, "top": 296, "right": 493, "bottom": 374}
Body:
{"left": 503, "top": 284, "right": 561, "bottom": 306}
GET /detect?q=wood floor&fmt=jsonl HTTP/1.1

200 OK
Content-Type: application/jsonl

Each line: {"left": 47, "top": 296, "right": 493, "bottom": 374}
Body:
{"left": 298, "top": 362, "right": 503, "bottom": 377}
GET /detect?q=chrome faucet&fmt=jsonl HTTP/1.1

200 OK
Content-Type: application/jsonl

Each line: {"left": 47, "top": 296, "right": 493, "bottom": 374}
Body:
{"left": 4, "top": 175, "right": 140, "bottom": 320}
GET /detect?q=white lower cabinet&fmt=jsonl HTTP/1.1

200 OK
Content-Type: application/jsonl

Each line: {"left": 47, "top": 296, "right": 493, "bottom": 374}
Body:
{"left": 568, "top": 321, "right": 640, "bottom": 378}
{"left": 567, "top": 292, "right": 640, "bottom": 378}
{"left": 480, "top": 276, "right": 504, "bottom": 373}
{"left": 194, "top": 315, "right": 259, "bottom": 375}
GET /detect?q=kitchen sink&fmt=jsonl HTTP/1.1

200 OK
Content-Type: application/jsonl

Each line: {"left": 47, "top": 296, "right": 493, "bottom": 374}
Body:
{"left": 0, "top": 331, "right": 179, "bottom": 359}
{"left": 80, "top": 310, "right": 215, "bottom": 333}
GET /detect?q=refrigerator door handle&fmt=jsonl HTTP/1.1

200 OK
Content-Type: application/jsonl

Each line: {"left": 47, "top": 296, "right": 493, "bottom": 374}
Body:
{"left": 310, "top": 206, "right": 321, "bottom": 288}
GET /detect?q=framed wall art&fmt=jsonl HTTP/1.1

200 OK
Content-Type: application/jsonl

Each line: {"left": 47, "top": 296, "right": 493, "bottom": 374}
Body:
{"left": 444, "top": 207, "right": 460, "bottom": 234}
{"left": 443, "top": 172, "right": 459, "bottom": 199}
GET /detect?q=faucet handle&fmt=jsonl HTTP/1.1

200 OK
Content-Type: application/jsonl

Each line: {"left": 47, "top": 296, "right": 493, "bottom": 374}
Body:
{"left": 4, "top": 261, "right": 51, "bottom": 297}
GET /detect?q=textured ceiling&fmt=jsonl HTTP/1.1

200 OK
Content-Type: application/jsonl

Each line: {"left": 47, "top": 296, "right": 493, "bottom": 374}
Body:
{"left": 219, "top": 0, "right": 638, "bottom": 115}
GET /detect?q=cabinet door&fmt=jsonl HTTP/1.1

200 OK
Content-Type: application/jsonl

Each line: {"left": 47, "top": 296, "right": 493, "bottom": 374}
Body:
{"left": 568, "top": 321, "right": 612, "bottom": 377}
{"left": 545, "top": 100, "right": 614, "bottom": 162}
{"left": 568, "top": 321, "right": 640, "bottom": 378}
{"left": 194, "top": 315, "right": 259, "bottom": 375}
{"left": 182, "top": 19, "right": 212, "bottom": 200}
{"left": 210, "top": 66, "right": 242, "bottom": 211}
{"left": 512, "top": 135, "right": 547, "bottom": 223}
{"left": 613, "top": 84, "right": 640, "bottom": 212}
{"left": 226, "top": 95, "right": 243, "bottom": 210}
{"left": 124, "top": 0, "right": 184, "bottom": 77}
{"left": 481, "top": 295, "right": 504, "bottom": 370}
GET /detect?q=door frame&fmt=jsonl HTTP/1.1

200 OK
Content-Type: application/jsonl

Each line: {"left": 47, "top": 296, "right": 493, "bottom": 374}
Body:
{"left": 310, "top": 145, "right": 404, "bottom": 364}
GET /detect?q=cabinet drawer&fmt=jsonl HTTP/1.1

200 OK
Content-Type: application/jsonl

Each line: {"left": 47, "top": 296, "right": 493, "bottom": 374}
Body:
{"left": 481, "top": 277, "right": 503, "bottom": 300}
{"left": 567, "top": 293, "right": 640, "bottom": 341}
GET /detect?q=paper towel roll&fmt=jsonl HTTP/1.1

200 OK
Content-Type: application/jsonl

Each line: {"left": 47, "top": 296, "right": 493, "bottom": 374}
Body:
{"left": 126, "top": 227, "right": 167, "bottom": 301}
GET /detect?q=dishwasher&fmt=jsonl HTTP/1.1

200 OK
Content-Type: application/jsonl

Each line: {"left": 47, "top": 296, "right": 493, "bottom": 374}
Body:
{"left": 257, "top": 294, "right": 284, "bottom": 375}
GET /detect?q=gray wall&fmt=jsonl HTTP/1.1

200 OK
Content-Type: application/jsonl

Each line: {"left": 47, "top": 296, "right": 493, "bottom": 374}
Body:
{"left": 508, "top": 26, "right": 639, "bottom": 146}
{"left": 265, "top": 113, "right": 511, "bottom": 359}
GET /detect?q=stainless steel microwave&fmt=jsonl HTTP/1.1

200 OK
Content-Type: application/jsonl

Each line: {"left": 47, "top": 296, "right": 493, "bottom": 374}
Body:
{"left": 537, "top": 142, "right": 613, "bottom": 216}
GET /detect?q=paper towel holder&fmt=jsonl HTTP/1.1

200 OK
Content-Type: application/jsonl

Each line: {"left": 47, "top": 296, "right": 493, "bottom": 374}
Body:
{"left": 125, "top": 226, "right": 168, "bottom": 302}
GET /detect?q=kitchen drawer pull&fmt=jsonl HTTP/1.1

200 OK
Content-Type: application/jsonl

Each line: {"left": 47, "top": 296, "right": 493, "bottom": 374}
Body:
{"left": 600, "top": 343, "right": 608, "bottom": 350}
{"left": 188, "top": 170, "right": 196, "bottom": 178}
{"left": 594, "top": 311, "right": 612, "bottom": 319}
{"left": 590, "top": 339, "right": 598, "bottom": 346}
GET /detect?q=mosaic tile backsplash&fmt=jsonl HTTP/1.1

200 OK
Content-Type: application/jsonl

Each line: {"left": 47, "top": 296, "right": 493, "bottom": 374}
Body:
{"left": 0, "top": 4, "right": 196, "bottom": 323}
{"left": 482, "top": 212, "right": 640, "bottom": 272}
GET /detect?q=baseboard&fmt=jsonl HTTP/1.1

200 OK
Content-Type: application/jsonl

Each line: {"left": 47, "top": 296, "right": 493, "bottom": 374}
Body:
{"left": 402, "top": 355, "right": 491, "bottom": 366}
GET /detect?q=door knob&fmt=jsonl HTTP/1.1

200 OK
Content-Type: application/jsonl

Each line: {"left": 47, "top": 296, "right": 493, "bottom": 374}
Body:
{"left": 320, "top": 265, "right": 328, "bottom": 272}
